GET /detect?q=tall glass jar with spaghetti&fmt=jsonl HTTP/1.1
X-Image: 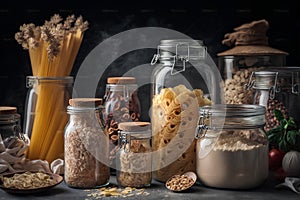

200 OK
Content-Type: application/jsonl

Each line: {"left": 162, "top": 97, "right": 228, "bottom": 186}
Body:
{"left": 103, "top": 77, "right": 141, "bottom": 172}
{"left": 150, "top": 39, "right": 221, "bottom": 182}
{"left": 23, "top": 76, "right": 73, "bottom": 163}
{"left": 64, "top": 98, "right": 110, "bottom": 188}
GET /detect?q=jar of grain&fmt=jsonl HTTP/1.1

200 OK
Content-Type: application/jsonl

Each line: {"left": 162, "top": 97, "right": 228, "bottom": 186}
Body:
{"left": 103, "top": 77, "right": 141, "bottom": 171}
{"left": 0, "top": 106, "right": 21, "bottom": 140}
{"left": 247, "top": 67, "right": 300, "bottom": 131}
{"left": 64, "top": 98, "right": 110, "bottom": 188}
{"left": 195, "top": 104, "right": 268, "bottom": 189}
{"left": 116, "top": 121, "right": 152, "bottom": 188}
{"left": 150, "top": 39, "right": 220, "bottom": 182}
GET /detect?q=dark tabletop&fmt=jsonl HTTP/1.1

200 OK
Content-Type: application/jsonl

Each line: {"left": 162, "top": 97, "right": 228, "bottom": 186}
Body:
{"left": 0, "top": 175, "right": 299, "bottom": 200}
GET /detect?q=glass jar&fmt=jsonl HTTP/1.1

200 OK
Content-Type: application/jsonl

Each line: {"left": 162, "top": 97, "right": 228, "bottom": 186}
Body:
{"left": 218, "top": 54, "right": 286, "bottom": 104}
{"left": 247, "top": 67, "right": 300, "bottom": 131}
{"left": 195, "top": 104, "right": 268, "bottom": 189}
{"left": 116, "top": 121, "right": 152, "bottom": 188}
{"left": 64, "top": 98, "right": 110, "bottom": 188}
{"left": 103, "top": 77, "right": 141, "bottom": 170}
{"left": 23, "top": 76, "right": 73, "bottom": 163}
{"left": 0, "top": 106, "right": 21, "bottom": 140}
{"left": 150, "top": 39, "right": 220, "bottom": 182}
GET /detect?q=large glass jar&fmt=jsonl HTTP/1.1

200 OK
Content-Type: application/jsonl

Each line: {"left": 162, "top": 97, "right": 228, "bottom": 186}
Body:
{"left": 23, "top": 76, "right": 73, "bottom": 163}
{"left": 64, "top": 98, "right": 110, "bottom": 188}
{"left": 116, "top": 121, "right": 152, "bottom": 188}
{"left": 150, "top": 39, "right": 220, "bottom": 182}
{"left": 0, "top": 106, "right": 21, "bottom": 140}
{"left": 247, "top": 67, "right": 300, "bottom": 131}
{"left": 195, "top": 104, "right": 268, "bottom": 189}
{"left": 103, "top": 77, "right": 141, "bottom": 171}
{"left": 218, "top": 53, "right": 287, "bottom": 104}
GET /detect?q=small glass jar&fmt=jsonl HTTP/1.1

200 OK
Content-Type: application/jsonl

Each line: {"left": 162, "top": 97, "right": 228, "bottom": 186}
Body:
{"left": 218, "top": 53, "right": 286, "bottom": 104}
{"left": 0, "top": 106, "right": 21, "bottom": 140}
{"left": 64, "top": 98, "right": 110, "bottom": 189}
{"left": 103, "top": 77, "right": 141, "bottom": 170}
{"left": 195, "top": 104, "right": 268, "bottom": 189}
{"left": 150, "top": 39, "right": 219, "bottom": 182}
{"left": 247, "top": 67, "right": 300, "bottom": 131}
{"left": 116, "top": 121, "right": 152, "bottom": 188}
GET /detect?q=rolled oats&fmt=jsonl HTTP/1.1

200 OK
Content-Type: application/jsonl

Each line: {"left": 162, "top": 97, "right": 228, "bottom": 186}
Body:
{"left": 64, "top": 98, "right": 110, "bottom": 188}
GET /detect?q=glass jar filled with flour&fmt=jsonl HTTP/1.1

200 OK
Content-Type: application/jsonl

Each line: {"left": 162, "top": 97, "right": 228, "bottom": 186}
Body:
{"left": 195, "top": 104, "right": 268, "bottom": 189}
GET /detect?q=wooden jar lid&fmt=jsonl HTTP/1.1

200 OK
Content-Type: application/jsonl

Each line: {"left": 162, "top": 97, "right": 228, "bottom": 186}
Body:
{"left": 118, "top": 122, "right": 150, "bottom": 132}
{"left": 0, "top": 106, "right": 17, "bottom": 114}
{"left": 107, "top": 77, "right": 136, "bottom": 84}
{"left": 69, "top": 98, "right": 103, "bottom": 107}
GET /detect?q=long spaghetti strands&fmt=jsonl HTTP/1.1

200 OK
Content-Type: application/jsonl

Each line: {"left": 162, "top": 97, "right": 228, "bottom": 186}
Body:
{"left": 15, "top": 14, "right": 88, "bottom": 163}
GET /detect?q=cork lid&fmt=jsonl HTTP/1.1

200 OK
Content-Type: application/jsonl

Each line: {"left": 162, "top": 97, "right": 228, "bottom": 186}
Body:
{"left": 0, "top": 106, "right": 17, "bottom": 114}
{"left": 107, "top": 77, "right": 136, "bottom": 84}
{"left": 118, "top": 122, "right": 151, "bottom": 132}
{"left": 69, "top": 98, "right": 103, "bottom": 107}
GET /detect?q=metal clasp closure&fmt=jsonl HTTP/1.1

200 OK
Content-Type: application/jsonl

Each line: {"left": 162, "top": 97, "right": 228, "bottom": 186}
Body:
{"left": 269, "top": 72, "right": 278, "bottom": 99}
{"left": 245, "top": 72, "right": 255, "bottom": 90}
{"left": 292, "top": 71, "right": 300, "bottom": 95}
{"left": 118, "top": 131, "right": 131, "bottom": 153}
{"left": 195, "top": 111, "right": 212, "bottom": 139}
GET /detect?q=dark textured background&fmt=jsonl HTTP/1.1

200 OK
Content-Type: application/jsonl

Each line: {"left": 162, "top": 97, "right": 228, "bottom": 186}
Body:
{"left": 0, "top": 0, "right": 299, "bottom": 124}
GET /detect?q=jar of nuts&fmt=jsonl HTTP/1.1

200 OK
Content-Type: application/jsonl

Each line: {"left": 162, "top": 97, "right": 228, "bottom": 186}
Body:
{"left": 218, "top": 19, "right": 288, "bottom": 104}
{"left": 116, "top": 121, "right": 152, "bottom": 188}
{"left": 103, "top": 77, "right": 141, "bottom": 172}
{"left": 247, "top": 67, "right": 300, "bottom": 131}
{"left": 64, "top": 98, "right": 110, "bottom": 188}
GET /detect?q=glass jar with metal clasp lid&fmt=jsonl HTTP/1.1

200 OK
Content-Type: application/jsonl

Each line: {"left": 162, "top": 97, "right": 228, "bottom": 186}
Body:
{"left": 116, "top": 121, "right": 152, "bottom": 188}
{"left": 150, "top": 39, "right": 221, "bottom": 182}
{"left": 245, "top": 67, "right": 300, "bottom": 131}
{"left": 195, "top": 104, "right": 268, "bottom": 189}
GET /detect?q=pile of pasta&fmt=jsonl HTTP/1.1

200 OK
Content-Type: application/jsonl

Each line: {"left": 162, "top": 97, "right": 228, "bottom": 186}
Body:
{"left": 152, "top": 85, "right": 211, "bottom": 182}
{"left": 15, "top": 14, "right": 88, "bottom": 162}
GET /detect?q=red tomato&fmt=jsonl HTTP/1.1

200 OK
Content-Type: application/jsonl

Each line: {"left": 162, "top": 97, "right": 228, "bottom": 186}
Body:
{"left": 274, "top": 167, "right": 286, "bottom": 182}
{"left": 269, "top": 148, "right": 285, "bottom": 170}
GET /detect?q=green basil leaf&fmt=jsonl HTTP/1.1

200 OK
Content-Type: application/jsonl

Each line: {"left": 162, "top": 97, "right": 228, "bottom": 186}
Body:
{"left": 274, "top": 109, "right": 284, "bottom": 122}
{"left": 287, "top": 130, "right": 297, "bottom": 145}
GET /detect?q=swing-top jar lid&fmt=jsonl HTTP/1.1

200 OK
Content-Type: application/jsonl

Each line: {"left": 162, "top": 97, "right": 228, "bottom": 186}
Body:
{"left": 155, "top": 39, "right": 206, "bottom": 61}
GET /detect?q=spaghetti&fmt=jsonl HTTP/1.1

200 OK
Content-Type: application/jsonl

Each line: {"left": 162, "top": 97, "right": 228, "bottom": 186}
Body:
{"left": 15, "top": 14, "right": 88, "bottom": 162}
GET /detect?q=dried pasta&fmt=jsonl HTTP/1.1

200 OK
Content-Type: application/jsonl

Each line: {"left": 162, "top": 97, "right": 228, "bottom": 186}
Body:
{"left": 15, "top": 14, "right": 88, "bottom": 162}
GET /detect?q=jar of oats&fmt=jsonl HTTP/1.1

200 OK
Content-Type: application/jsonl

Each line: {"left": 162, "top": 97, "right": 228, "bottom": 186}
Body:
{"left": 64, "top": 98, "right": 110, "bottom": 188}
{"left": 103, "top": 77, "right": 141, "bottom": 171}
{"left": 116, "top": 121, "right": 152, "bottom": 188}
{"left": 150, "top": 39, "right": 218, "bottom": 182}
{"left": 195, "top": 104, "right": 268, "bottom": 189}
{"left": 218, "top": 19, "right": 287, "bottom": 104}
{"left": 248, "top": 67, "right": 300, "bottom": 131}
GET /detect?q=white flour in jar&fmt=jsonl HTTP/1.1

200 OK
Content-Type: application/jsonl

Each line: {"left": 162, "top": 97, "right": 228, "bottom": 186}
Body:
{"left": 196, "top": 130, "right": 268, "bottom": 189}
